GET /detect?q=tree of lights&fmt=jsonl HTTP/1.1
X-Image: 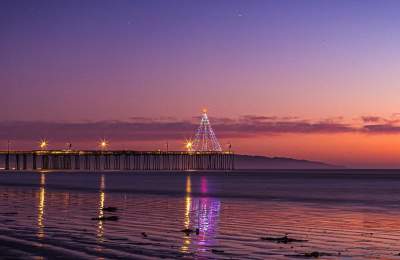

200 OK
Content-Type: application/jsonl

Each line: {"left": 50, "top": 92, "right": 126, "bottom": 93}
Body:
{"left": 191, "top": 109, "right": 222, "bottom": 152}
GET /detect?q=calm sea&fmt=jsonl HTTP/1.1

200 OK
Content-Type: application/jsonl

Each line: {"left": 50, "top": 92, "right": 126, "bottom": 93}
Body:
{"left": 0, "top": 170, "right": 400, "bottom": 259}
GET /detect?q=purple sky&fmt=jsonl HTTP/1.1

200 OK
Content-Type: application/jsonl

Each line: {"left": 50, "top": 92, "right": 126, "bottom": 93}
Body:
{"left": 1, "top": 0, "right": 400, "bottom": 167}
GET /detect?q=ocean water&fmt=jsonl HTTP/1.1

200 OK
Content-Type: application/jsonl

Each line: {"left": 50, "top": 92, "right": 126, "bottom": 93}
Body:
{"left": 0, "top": 170, "right": 400, "bottom": 259}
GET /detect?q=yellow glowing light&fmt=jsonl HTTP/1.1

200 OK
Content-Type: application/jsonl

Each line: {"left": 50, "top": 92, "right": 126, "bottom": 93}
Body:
{"left": 185, "top": 139, "right": 193, "bottom": 152}
{"left": 202, "top": 108, "right": 207, "bottom": 113}
{"left": 39, "top": 139, "right": 48, "bottom": 150}
{"left": 99, "top": 139, "right": 108, "bottom": 150}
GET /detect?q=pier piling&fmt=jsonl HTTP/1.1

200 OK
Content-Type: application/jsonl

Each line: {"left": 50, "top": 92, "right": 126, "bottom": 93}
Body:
{"left": 0, "top": 150, "right": 234, "bottom": 171}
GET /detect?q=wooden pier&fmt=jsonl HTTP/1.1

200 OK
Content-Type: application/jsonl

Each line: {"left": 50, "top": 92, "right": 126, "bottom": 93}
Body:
{"left": 0, "top": 150, "right": 234, "bottom": 171}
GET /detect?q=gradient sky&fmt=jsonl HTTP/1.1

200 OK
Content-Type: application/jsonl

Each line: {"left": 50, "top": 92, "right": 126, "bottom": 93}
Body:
{"left": 1, "top": 0, "right": 400, "bottom": 168}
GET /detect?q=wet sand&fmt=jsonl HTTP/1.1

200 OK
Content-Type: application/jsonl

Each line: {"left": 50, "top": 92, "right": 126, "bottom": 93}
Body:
{"left": 0, "top": 170, "right": 400, "bottom": 259}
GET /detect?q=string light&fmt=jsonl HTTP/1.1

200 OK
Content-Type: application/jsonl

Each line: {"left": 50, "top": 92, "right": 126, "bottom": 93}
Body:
{"left": 192, "top": 109, "right": 222, "bottom": 152}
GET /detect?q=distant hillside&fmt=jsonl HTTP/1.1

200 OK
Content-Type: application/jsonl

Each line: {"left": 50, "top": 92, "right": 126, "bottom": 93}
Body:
{"left": 234, "top": 154, "right": 342, "bottom": 169}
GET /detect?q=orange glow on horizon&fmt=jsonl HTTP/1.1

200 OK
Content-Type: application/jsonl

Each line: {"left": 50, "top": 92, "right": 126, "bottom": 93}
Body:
{"left": 11, "top": 131, "right": 400, "bottom": 168}
{"left": 227, "top": 132, "right": 400, "bottom": 168}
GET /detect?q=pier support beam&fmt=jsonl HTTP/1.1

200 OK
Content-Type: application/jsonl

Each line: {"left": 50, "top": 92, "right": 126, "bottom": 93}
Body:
{"left": 94, "top": 154, "right": 100, "bottom": 170}
{"left": 16, "top": 154, "right": 20, "bottom": 170}
{"left": 23, "top": 154, "right": 27, "bottom": 170}
{"left": 104, "top": 155, "right": 110, "bottom": 170}
{"left": 113, "top": 154, "right": 120, "bottom": 170}
{"left": 32, "top": 154, "right": 37, "bottom": 170}
{"left": 42, "top": 155, "right": 49, "bottom": 170}
{"left": 5, "top": 153, "right": 10, "bottom": 170}
{"left": 74, "top": 155, "right": 80, "bottom": 170}
{"left": 84, "top": 155, "right": 90, "bottom": 170}
{"left": 123, "top": 154, "right": 130, "bottom": 170}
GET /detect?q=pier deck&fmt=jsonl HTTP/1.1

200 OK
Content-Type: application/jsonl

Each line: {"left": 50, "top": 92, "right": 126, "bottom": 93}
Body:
{"left": 0, "top": 150, "right": 234, "bottom": 171}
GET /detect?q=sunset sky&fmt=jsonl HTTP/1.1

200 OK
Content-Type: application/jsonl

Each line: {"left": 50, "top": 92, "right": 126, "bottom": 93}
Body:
{"left": 1, "top": 0, "right": 400, "bottom": 168}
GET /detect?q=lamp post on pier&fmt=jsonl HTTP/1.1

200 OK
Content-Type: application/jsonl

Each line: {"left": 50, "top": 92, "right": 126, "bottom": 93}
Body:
{"left": 99, "top": 139, "right": 108, "bottom": 151}
{"left": 39, "top": 139, "right": 48, "bottom": 151}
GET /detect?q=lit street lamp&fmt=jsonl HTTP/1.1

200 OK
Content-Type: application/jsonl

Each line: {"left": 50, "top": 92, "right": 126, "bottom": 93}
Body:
{"left": 185, "top": 139, "right": 193, "bottom": 152}
{"left": 39, "top": 139, "right": 48, "bottom": 150}
{"left": 99, "top": 139, "right": 108, "bottom": 151}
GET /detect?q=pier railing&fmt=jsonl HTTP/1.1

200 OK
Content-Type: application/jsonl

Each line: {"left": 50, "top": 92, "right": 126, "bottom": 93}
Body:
{"left": 0, "top": 151, "right": 234, "bottom": 171}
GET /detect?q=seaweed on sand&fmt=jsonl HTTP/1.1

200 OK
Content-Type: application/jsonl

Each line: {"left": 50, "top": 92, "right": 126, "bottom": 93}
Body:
{"left": 102, "top": 207, "right": 118, "bottom": 212}
{"left": 261, "top": 234, "right": 307, "bottom": 244}
{"left": 91, "top": 216, "right": 119, "bottom": 221}
{"left": 286, "top": 251, "right": 334, "bottom": 258}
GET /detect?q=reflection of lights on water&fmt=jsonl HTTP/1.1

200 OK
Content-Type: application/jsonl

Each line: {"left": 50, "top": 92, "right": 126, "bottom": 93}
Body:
{"left": 40, "top": 173, "right": 45, "bottom": 186}
{"left": 181, "top": 175, "right": 221, "bottom": 253}
{"left": 186, "top": 175, "right": 191, "bottom": 194}
{"left": 38, "top": 187, "right": 45, "bottom": 237}
{"left": 197, "top": 198, "right": 220, "bottom": 246}
{"left": 97, "top": 175, "right": 105, "bottom": 243}
{"left": 181, "top": 175, "right": 192, "bottom": 253}
{"left": 63, "top": 192, "right": 70, "bottom": 206}
{"left": 201, "top": 176, "right": 207, "bottom": 194}
{"left": 185, "top": 175, "right": 192, "bottom": 229}
{"left": 98, "top": 192, "right": 105, "bottom": 240}
{"left": 100, "top": 174, "right": 105, "bottom": 190}
{"left": 37, "top": 173, "right": 46, "bottom": 239}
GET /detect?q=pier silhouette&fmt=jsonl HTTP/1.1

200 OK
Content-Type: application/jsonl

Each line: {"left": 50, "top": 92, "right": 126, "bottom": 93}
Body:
{"left": 0, "top": 150, "right": 234, "bottom": 171}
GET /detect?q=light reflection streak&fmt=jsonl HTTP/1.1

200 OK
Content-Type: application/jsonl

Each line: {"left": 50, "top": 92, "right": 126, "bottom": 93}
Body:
{"left": 200, "top": 176, "right": 207, "bottom": 194}
{"left": 181, "top": 175, "right": 192, "bottom": 252}
{"left": 97, "top": 174, "right": 105, "bottom": 243}
{"left": 196, "top": 197, "right": 220, "bottom": 247}
{"left": 37, "top": 173, "right": 46, "bottom": 239}
{"left": 63, "top": 192, "right": 70, "bottom": 207}
{"left": 180, "top": 175, "right": 221, "bottom": 254}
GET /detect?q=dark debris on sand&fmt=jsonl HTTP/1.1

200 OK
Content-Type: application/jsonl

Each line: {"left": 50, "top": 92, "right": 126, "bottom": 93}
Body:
{"left": 181, "top": 228, "right": 200, "bottom": 236}
{"left": 102, "top": 207, "right": 118, "bottom": 212}
{"left": 211, "top": 249, "right": 225, "bottom": 254}
{"left": 287, "top": 251, "right": 334, "bottom": 258}
{"left": 181, "top": 228, "right": 193, "bottom": 236}
{"left": 1, "top": 212, "right": 18, "bottom": 216}
{"left": 261, "top": 234, "right": 308, "bottom": 244}
{"left": 91, "top": 216, "right": 119, "bottom": 221}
